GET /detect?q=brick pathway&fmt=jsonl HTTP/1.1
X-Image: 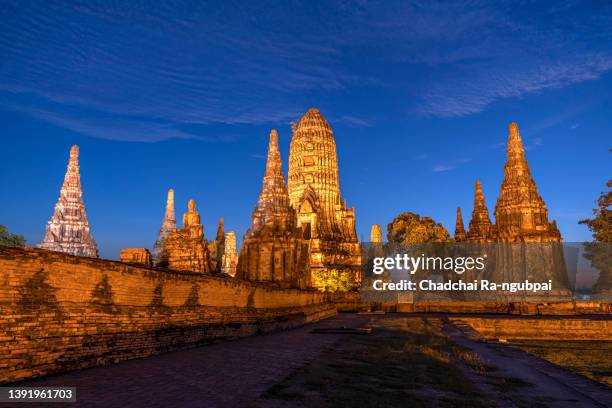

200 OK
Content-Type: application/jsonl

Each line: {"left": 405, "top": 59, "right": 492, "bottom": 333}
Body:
{"left": 11, "top": 314, "right": 366, "bottom": 408}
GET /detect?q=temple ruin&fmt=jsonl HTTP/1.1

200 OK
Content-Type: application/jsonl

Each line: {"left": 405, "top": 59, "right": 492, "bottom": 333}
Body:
{"left": 237, "top": 129, "right": 311, "bottom": 288}
{"left": 160, "top": 199, "right": 212, "bottom": 273}
{"left": 152, "top": 188, "right": 177, "bottom": 265}
{"left": 494, "top": 122, "right": 561, "bottom": 243}
{"left": 464, "top": 123, "right": 562, "bottom": 243}
{"left": 466, "top": 180, "right": 495, "bottom": 242}
{"left": 454, "top": 207, "right": 467, "bottom": 242}
{"left": 221, "top": 231, "right": 238, "bottom": 276}
{"left": 370, "top": 224, "right": 383, "bottom": 244}
{"left": 287, "top": 108, "right": 361, "bottom": 286}
{"left": 38, "top": 145, "right": 99, "bottom": 258}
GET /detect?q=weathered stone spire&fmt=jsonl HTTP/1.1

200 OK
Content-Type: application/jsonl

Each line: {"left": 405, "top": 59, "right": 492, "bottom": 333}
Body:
{"left": 370, "top": 224, "right": 383, "bottom": 243}
{"left": 38, "top": 145, "right": 98, "bottom": 258}
{"left": 237, "top": 129, "right": 311, "bottom": 289}
{"left": 216, "top": 217, "right": 225, "bottom": 243}
{"left": 152, "top": 188, "right": 176, "bottom": 265}
{"left": 213, "top": 216, "right": 225, "bottom": 272}
{"left": 454, "top": 207, "right": 467, "bottom": 242}
{"left": 494, "top": 122, "right": 561, "bottom": 242}
{"left": 221, "top": 231, "right": 238, "bottom": 276}
{"left": 467, "top": 180, "right": 494, "bottom": 242}
{"left": 251, "top": 129, "right": 295, "bottom": 232}
{"left": 286, "top": 108, "right": 361, "bottom": 285}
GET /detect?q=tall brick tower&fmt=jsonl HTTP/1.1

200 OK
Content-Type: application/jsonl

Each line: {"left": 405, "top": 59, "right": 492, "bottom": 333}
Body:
{"left": 38, "top": 145, "right": 98, "bottom": 258}
{"left": 287, "top": 108, "right": 360, "bottom": 282}
{"left": 454, "top": 207, "right": 467, "bottom": 242}
{"left": 494, "top": 123, "right": 561, "bottom": 242}
{"left": 237, "top": 129, "right": 310, "bottom": 288}
{"left": 467, "top": 180, "right": 495, "bottom": 242}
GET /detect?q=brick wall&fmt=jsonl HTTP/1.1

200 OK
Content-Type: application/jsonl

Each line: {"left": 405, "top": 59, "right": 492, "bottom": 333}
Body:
{"left": 0, "top": 247, "right": 335, "bottom": 384}
{"left": 452, "top": 317, "right": 612, "bottom": 340}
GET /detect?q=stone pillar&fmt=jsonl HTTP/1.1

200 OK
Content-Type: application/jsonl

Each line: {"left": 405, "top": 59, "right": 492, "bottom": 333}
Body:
{"left": 370, "top": 224, "right": 383, "bottom": 243}
{"left": 221, "top": 231, "right": 238, "bottom": 276}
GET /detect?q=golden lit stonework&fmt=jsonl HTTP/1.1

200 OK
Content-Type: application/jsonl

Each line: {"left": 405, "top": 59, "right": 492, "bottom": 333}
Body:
{"left": 38, "top": 145, "right": 99, "bottom": 258}
{"left": 237, "top": 129, "right": 311, "bottom": 288}
{"left": 161, "top": 199, "right": 212, "bottom": 273}
{"left": 494, "top": 123, "right": 561, "bottom": 242}
{"left": 287, "top": 108, "right": 361, "bottom": 286}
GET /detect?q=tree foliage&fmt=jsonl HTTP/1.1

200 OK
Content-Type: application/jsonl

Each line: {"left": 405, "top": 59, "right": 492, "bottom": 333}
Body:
{"left": 312, "top": 269, "right": 356, "bottom": 293}
{"left": 579, "top": 178, "right": 611, "bottom": 295}
{"left": 579, "top": 180, "right": 611, "bottom": 243}
{"left": 0, "top": 224, "right": 26, "bottom": 247}
{"left": 386, "top": 212, "right": 451, "bottom": 244}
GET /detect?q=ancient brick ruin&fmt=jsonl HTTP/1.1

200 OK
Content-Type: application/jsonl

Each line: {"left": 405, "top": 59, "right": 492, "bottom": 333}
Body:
{"left": 119, "top": 248, "right": 152, "bottom": 266}
{"left": 160, "top": 199, "right": 213, "bottom": 273}
{"left": 38, "top": 145, "right": 98, "bottom": 258}
{"left": 221, "top": 231, "right": 238, "bottom": 276}
{"left": 370, "top": 224, "right": 383, "bottom": 243}
{"left": 494, "top": 122, "right": 561, "bottom": 243}
{"left": 466, "top": 179, "right": 496, "bottom": 242}
{"left": 237, "top": 129, "right": 311, "bottom": 289}
{"left": 287, "top": 108, "right": 361, "bottom": 285}
{"left": 454, "top": 207, "right": 467, "bottom": 243}
{"left": 0, "top": 246, "right": 334, "bottom": 384}
{"left": 459, "top": 123, "right": 561, "bottom": 244}
{"left": 152, "top": 188, "right": 177, "bottom": 265}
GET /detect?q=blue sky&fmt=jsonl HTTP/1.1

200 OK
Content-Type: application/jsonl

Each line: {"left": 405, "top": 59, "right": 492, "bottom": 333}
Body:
{"left": 1, "top": 0, "right": 610, "bottom": 259}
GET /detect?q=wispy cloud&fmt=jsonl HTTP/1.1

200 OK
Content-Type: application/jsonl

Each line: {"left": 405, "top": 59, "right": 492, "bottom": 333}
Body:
{"left": 403, "top": 2, "right": 612, "bottom": 117}
{"left": 432, "top": 158, "right": 471, "bottom": 172}
{"left": 523, "top": 137, "right": 543, "bottom": 151}
{"left": 332, "top": 115, "right": 374, "bottom": 127}
{"left": 1, "top": 0, "right": 611, "bottom": 141}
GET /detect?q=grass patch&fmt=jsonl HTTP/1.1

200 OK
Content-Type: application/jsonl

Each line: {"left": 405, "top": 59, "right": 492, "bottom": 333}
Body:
{"left": 260, "top": 317, "right": 490, "bottom": 407}
{"left": 513, "top": 340, "right": 612, "bottom": 386}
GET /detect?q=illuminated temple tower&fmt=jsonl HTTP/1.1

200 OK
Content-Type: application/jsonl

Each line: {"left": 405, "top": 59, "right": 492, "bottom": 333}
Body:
{"left": 467, "top": 180, "right": 495, "bottom": 242}
{"left": 464, "top": 123, "right": 568, "bottom": 299}
{"left": 454, "top": 207, "right": 467, "bottom": 242}
{"left": 152, "top": 188, "right": 177, "bottom": 265}
{"left": 494, "top": 123, "right": 561, "bottom": 242}
{"left": 38, "top": 145, "right": 98, "bottom": 258}
{"left": 370, "top": 224, "right": 383, "bottom": 244}
{"left": 237, "top": 130, "right": 310, "bottom": 288}
{"left": 287, "top": 108, "right": 361, "bottom": 283}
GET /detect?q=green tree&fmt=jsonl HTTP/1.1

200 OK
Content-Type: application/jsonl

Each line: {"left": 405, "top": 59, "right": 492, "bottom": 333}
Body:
{"left": 0, "top": 224, "right": 26, "bottom": 247}
{"left": 579, "top": 180, "right": 611, "bottom": 243}
{"left": 579, "top": 179, "right": 611, "bottom": 296}
{"left": 387, "top": 212, "right": 451, "bottom": 244}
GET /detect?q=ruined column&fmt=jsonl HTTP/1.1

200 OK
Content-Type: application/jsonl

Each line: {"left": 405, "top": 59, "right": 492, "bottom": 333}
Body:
{"left": 221, "top": 231, "right": 238, "bottom": 276}
{"left": 370, "top": 224, "right": 383, "bottom": 243}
